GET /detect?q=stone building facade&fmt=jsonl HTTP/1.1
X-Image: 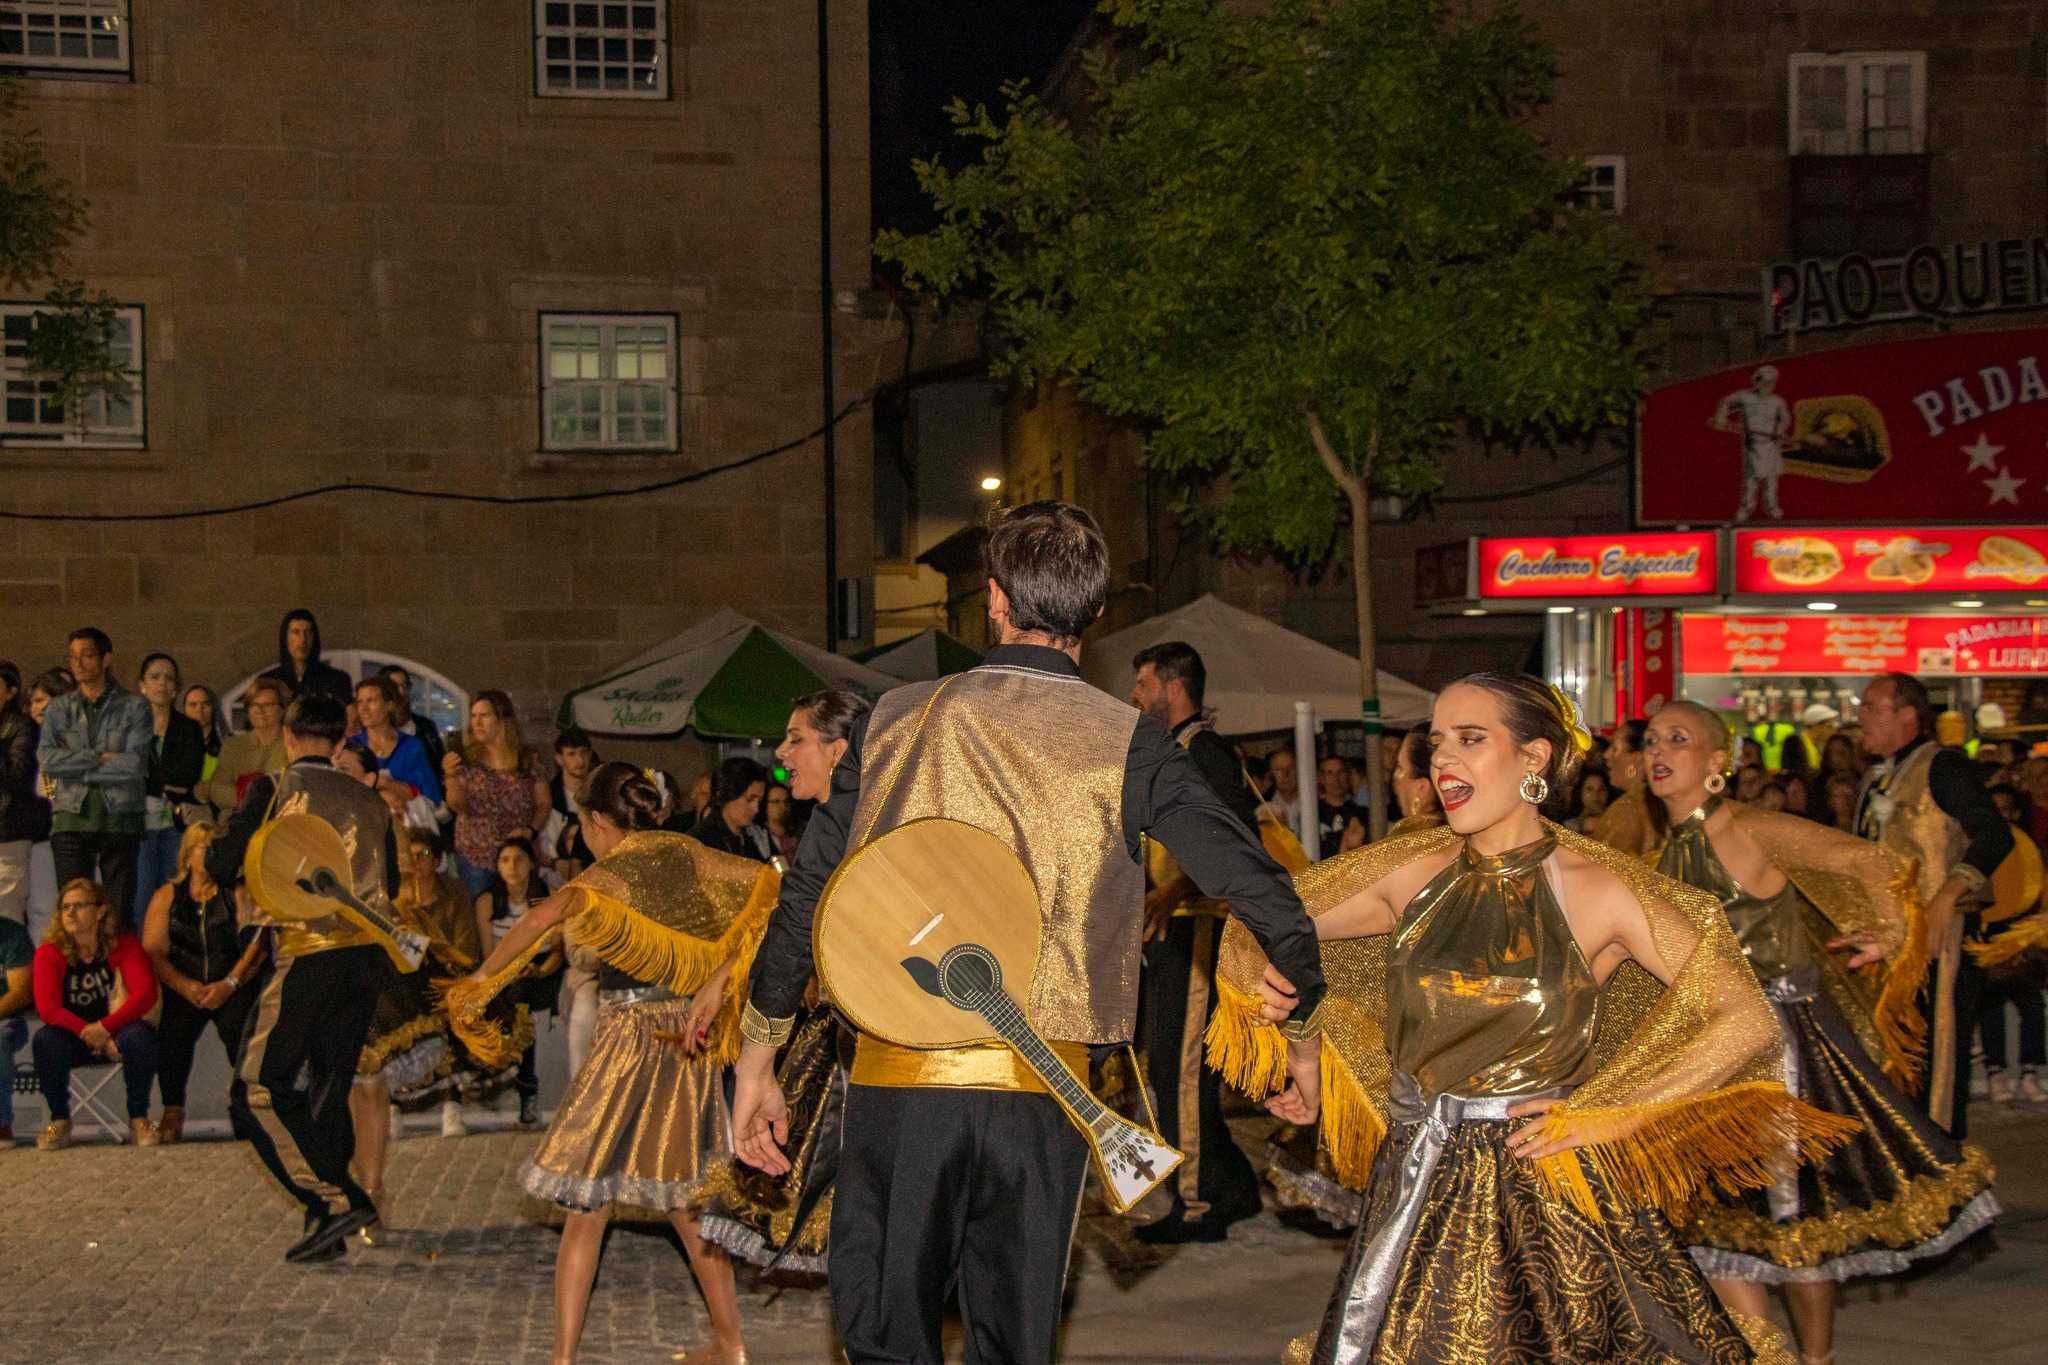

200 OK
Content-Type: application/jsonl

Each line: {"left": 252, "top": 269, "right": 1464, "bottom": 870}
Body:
{"left": 0, "top": 0, "right": 876, "bottom": 735}
{"left": 1002, "top": 1, "right": 2048, "bottom": 694}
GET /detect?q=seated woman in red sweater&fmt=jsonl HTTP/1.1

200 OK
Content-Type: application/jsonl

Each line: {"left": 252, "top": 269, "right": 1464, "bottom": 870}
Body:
{"left": 32, "top": 877, "right": 160, "bottom": 1149}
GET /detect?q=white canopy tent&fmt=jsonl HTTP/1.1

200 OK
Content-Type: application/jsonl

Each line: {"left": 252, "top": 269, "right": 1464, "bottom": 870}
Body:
{"left": 1083, "top": 594, "right": 1433, "bottom": 732}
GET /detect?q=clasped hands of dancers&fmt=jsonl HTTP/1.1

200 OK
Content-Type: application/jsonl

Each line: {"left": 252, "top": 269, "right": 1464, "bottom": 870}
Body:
{"left": 216, "top": 501, "right": 1995, "bottom": 1365}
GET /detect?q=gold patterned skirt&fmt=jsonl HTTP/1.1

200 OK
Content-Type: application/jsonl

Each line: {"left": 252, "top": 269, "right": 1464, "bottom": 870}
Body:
{"left": 1684, "top": 990, "right": 1998, "bottom": 1283}
{"left": 521, "top": 992, "right": 728, "bottom": 1212}
{"left": 1296, "top": 1117, "right": 1774, "bottom": 1364}
{"left": 695, "top": 1010, "right": 846, "bottom": 1279}
{"left": 355, "top": 965, "right": 455, "bottom": 1102}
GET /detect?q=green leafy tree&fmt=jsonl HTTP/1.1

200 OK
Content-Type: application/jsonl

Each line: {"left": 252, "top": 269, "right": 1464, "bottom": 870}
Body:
{"left": 879, "top": 0, "right": 1651, "bottom": 833}
{"left": 0, "top": 77, "right": 126, "bottom": 439}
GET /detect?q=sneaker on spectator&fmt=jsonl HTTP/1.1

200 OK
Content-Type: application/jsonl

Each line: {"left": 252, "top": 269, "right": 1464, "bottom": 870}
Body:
{"left": 1970, "top": 1068, "right": 1990, "bottom": 1099}
{"left": 37, "top": 1119, "right": 71, "bottom": 1150}
{"left": 2019, "top": 1070, "right": 2048, "bottom": 1104}
{"left": 1987, "top": 1069, "right": 2016, "bottom": 1103}
{"left": 440, "top": 1099, "right": 467, "bottom": 1138}
{"left": 519, "top": 1094, "right": 542, "bottom": 1128}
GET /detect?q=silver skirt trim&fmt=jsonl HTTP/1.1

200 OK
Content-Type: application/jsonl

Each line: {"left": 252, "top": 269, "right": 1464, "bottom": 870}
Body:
{"left": 696, "top": 1213, "right": 829, "bottom": 1277}
{"left": 519, "top": 1157, "right": 709, "bottom": 1213}
{"left": 1688, "top": 1189, "right": 2000, "bottom": 1284}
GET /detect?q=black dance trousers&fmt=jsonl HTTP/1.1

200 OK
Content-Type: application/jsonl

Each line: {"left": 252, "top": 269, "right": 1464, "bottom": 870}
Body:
{"left": 232, "top": 945, "right": 390, "bottom": 1217}
{"left": 1138, "top": 912, "right": 1259, "bottom": 1225}
{"left": 830, "top": 1082, "right": 1089, "bottom": 1364}
{"left": 156, "top": 979, "right": 260, "bottom": 1110}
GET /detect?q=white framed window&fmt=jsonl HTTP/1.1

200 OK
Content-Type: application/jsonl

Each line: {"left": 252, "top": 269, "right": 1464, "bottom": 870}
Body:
{"left": 0, "top": 302, "right": 144, "bottom": 446}
{"left": 534, "top": 1, "right": 669, "bottom": 99}
{"left": 1789, "top": 52, "right": 1926, "bottom": 155}
{"left": 0, "top": 1, "right": 131, "bottom": 74}
{"left": 225, "top": 651, "right": 468, "bottom": 740}
{"left": 540, "top": 312, "right": 679, "bottom": 452}
{"left": 1573, "top": 155, "right": 1626, "bottom": 214}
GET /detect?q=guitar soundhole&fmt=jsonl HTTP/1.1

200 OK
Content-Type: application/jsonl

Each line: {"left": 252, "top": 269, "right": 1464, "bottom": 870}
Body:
{"left": 937, "top": 944, "right": 1002, "bottom": 1010}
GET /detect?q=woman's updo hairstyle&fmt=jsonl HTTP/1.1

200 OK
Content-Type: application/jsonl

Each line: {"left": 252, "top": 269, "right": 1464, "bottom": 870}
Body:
{"left": 1453, "top": 672, "right": 1592, "bottom": 811}
{"left": 791, "top": 687, "right": 871, "bottom": 744}
{"left": 584, "top": 760, "right": 666, "bottom": 833}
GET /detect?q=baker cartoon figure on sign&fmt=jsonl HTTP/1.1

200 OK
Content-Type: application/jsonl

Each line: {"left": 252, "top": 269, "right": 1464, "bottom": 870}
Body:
{"left": 1710, "top": 363, "right": 1791, "bottom": 521}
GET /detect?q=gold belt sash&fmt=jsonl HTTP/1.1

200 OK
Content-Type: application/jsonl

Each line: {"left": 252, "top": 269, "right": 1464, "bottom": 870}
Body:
{"left": 851, "top": 1034, "right": 1091, "bottom": 1094}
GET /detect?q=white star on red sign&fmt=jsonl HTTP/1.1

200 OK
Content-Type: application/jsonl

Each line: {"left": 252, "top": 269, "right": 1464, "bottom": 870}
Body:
{"left": 1961, "top": 435, "right": 2003, "bottom": 471}
{"left": 1984, "top": 468, "right": 2025, "bottom": 505}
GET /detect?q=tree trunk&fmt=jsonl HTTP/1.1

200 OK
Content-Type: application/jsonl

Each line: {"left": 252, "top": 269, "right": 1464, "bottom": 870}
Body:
{"left": 1306, "top": 411, "right": 1387, "bottom": 840}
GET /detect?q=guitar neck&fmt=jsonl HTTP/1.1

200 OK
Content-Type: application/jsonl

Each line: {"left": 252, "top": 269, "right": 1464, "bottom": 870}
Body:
{"left": 977, "top": 994, "right": 1106, "bottom": 1128}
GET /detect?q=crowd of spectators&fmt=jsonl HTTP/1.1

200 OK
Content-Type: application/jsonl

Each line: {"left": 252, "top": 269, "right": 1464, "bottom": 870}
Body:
{"left": 0, "top": 610, "right": 806, "bottom": 1149}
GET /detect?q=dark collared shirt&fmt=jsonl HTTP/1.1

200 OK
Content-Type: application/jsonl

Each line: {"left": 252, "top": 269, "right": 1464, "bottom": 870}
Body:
{"left": 1171, "top": 713, "right": 1262, "bottom": 833}
{"left": 748, "top": 643, "right": 1326, "bottom": 1029}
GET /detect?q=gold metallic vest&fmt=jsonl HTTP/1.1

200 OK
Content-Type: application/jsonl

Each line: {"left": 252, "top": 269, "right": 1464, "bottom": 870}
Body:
{"left": 1870, "top": 744, "right": 1965, "bottom": 903}
{"left": 265, "top": 764, "right": 390, "bottom": 959}
{"left": 849, "top": 665, "right": 1143, "bottom": 1044}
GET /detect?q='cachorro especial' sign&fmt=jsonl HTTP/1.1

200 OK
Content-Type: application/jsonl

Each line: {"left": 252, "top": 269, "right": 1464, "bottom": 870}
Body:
{"left": 1475, "top": 533, "right": 1718, "bottom": 600}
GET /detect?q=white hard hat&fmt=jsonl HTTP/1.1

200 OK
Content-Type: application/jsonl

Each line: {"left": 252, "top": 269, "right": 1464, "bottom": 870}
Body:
{"left": 1800, "top": 704, "right": 1838, "bottom": 726}
{"left": 1976, "top": 702, "right": 2008, "bottom": 730}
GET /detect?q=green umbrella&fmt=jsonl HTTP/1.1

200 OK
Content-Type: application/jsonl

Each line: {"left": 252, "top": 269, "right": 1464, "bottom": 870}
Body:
{"left": 853, "top": 627, "right": 984, "bottom": 681}
{"left": 560, "top": 609, "right": 898, "bottom": 741}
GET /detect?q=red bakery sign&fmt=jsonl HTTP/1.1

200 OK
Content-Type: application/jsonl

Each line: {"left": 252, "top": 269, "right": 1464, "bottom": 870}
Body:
{"left": 1476, "top": 533, "right": 1717, "bottom": 600}
{"left": 1638, "top": 326, "right": 2048, "bottom": 524}
{"left": 1683, "top": 613, "right": 2048, "bottom": 676}
{"left": 1730, "top": 525, "right": 2048, "bottom": 596}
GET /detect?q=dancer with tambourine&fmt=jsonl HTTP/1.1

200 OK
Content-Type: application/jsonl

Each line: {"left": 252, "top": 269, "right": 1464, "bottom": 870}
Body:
{"left": 731, "top": 501, "right": 1329, "bottom": 1363}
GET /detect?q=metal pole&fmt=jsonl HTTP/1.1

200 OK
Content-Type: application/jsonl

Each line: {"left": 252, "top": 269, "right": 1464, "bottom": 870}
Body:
{"left": 817, "top": 0, "right": 839, "bottom": 650}
{"left": 1294, "top": 701, "right": 1320, "bottom": 861}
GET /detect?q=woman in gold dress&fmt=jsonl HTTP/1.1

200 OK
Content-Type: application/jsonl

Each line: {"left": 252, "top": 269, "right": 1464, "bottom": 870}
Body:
{"left": 1588, "top": 717, "right": 1658, "bottom": 856}
{"left": 454, "top": 762, "right": 777, "bottom": 1365}
{"left": 1211, "top": 674, "right": 1851, "bottom": 1363}
{"left": 1643, "top": 702, "right": 1997, "bottom": 1365}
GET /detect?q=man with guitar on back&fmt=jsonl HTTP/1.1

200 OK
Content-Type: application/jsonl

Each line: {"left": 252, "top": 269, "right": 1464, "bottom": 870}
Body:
{"left": 732, "top": 501, "right": 1329, "bottom": 1362}
{"left": 207, "top": 692, "right": 400, "bottom": 1263}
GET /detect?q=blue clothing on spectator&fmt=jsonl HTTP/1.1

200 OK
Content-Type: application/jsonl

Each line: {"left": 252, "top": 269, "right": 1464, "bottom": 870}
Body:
{"left": 348, "top": 730, "right": 443, "bottom": 806}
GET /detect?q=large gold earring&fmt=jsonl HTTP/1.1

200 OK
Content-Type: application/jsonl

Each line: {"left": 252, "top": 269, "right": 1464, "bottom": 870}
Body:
{"left": 1519, "top": 772, "right": 1549, "bottom": 805}
{"left": 1704, "top": 772, "right": 1727, "bottom": 794}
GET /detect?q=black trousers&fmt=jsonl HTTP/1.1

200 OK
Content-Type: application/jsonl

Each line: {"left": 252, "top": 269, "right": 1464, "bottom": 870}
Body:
{"left": 1138, "top": 913, "right": 1259, "bottom": 1225}
{"left": 232, "top": 945, "right": 389, "bottom": 1217}
{"left": 830, "top": 1083, "right": 1089, "bottom": 1364}
{"left": 50, "top": 830, "right": 139, "bottom": 931}
{"left": 157, "top": 979, "right": 260, "bottom": 1109}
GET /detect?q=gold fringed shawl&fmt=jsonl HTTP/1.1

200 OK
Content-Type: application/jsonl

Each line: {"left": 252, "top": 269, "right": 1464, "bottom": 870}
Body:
{"left": 1588, "top": 786, "right": 1658, "bottom": 857}
{"left": 1972, "top": 909, "right": 2048, "bottom": 968}
{"left": 442, "top": 832, "right": 780, "bottom": 1069}
{"left": 1721, "top": 803, "right": 1929, "bottom": 1090}
{"left": 1206, "top": 820, "right": 1859, "bottom": 1223}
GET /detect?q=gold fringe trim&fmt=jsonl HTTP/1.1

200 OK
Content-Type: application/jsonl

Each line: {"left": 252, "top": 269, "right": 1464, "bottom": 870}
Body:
{"left": 439, "top": 923, "right": 562, "bottom": 1070}
{"left": 1205, "top": 977, "right": 1385, "bottom": 1188}
{"left": 1872, "top": 867, "right": 1931, "bottom": 1091}
{"left": 1684, "top": 1142, "right": 1996, "bottom": 1268}
{"left": 356, "top": 1010, "right": 445, "bottom": 1076}
{"left": 1970, "top": 912, "right": 2048, "bottom": 969}
{"left": 1532, "top": 1081, "right": 1863, "bottom": 1224}
{"left": 1727, "top": 1311, "right": 1797, "bottom": 1365}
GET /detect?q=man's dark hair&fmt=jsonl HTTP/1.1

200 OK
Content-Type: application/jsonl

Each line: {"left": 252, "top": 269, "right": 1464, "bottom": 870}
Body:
{"left": 554, "top": 726, "right": 596, "bottom": 754}
{"left": 711, "top": 755, "right": 770, "bottom": 810}
{"left": 276, "top": 608, "right": 323, "bottom": 669}
{"left": 984, "top": 500, "right": 1110, "bottom": 644}
{"left": 354, "top": 674, "right": 401, "bottom": 707}
{"left": 1132, "top": 640, "right": 1206, "bottom": 709}
{"left": 1878, "top": 672, "right": 1936, "bottom": 742}
{"left": 67, "top": 626, "right": 112, "bottom": 657}
{"left": 283, "top": 693, "right": 348, "bottom": 745}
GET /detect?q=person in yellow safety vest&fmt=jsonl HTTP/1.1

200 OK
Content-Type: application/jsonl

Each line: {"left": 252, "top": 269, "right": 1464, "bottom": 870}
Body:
{"left": 1749, "top": 718, "right": 1817, "bottom": 772}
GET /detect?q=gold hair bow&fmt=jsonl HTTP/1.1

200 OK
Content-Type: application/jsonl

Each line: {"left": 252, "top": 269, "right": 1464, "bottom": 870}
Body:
{"left": 1547, "top": 684, "right": 1594, "bottom": 755}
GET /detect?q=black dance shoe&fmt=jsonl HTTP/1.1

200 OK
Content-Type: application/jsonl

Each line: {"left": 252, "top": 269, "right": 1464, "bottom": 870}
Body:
{"left": 286, "top": 1206, "right": 376, "bottom": 1263}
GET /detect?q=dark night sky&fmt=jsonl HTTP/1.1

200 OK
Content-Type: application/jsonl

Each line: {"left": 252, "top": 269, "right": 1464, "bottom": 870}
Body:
{"left": 869, "top": 0, "right": 1099, "bottom": 244}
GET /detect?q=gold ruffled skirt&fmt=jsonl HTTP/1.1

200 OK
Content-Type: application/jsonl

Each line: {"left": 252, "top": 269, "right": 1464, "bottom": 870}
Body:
{"left": 521, "top": 995, "right": 728, "bottom": 1212}
{"left": 356, "top": 966, "right": 455, "bottom": 1101}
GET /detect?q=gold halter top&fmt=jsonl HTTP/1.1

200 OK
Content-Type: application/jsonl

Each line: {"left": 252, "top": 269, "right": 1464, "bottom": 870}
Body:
{"left": 1384, "top": 832, "right": 1601, "bottom": 1101}
{"left": 1657, "top": 800, "right": 1814, "bottom": 986}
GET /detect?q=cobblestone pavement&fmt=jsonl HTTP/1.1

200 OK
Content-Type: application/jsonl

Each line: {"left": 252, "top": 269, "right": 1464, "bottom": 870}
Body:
{"left": 5, "top": 1105, "right": 2044, "bottom": 1363}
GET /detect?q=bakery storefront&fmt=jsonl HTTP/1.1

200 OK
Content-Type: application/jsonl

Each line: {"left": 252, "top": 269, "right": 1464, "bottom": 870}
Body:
{"left": 1428, "top": 323, "right": 2048, "bottom": 737}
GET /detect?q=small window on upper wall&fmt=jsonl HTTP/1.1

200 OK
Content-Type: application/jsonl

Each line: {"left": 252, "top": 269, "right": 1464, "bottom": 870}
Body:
{"left": 1789, "top": 52, "right": 1926, "bottom": 155}
{"left": 539, "top": 313, "right": 679, "bottom": 453}
{"left": 1573, "top": 156, "right": 1626, "bottom": 214}
{"left": 535, "top": 1, "right": 669, "bottom": 99}
{"left": 0, "top": 0, "right": 132, "bottom": 76}
{"left": 0, "top": 302, "right": 144, "bottom": 447}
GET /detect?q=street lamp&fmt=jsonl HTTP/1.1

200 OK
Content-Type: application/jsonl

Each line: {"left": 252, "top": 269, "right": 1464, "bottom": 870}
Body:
{"left": 979, "top": 475, "right": 1003, "bottom": 492}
